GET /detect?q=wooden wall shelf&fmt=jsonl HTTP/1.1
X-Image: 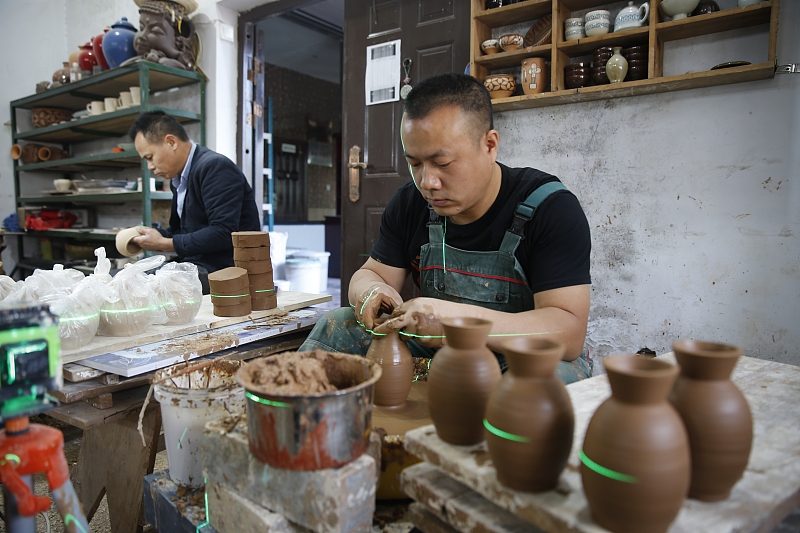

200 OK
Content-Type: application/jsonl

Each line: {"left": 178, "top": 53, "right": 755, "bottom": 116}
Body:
{"left": 470, "top": 0, "right": 780, "bottom": 111}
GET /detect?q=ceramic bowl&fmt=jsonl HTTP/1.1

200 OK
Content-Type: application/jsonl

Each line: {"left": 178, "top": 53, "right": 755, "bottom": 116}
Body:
{"left": 484, "top": 74, "right": 516, "bottom": 99}
{"left": 53, "top": 179, "right": 72, "bottom": 192}
{"left": 626, "top": 66, "right": 647, "bottom": 80}
{"left": 565, "top": 28, "right": 586, "bottom": 41}
{"left": 585, "top": 21, "right": 611, "bottom": 36}
{"left": 565, "top": 62, "right": 592, "bottom": 71}
{"left": 31, "top": 107, "right": 73, "bottom": 128}
{"left": 660, "top": 0, "right": 701, "bottom": 20}
{"left": 627, "top": 59, "right": 647, "bottom": 68}
{"left": 481, "top": 39, "right": 502, "bottom": 55}
{"left": 592, "top": 67, "right": 610, "bottom": 82}
{"left": 565, "top": 17, "right": 584, "bottom": 28}
{"left": 623, "top": 45, "right": 647, "bottom": 54}
{"left": 622, "top": 51, "right": 648, "bottom": 61}
{"left": 585, "top": 9, "right": 611, "bottom": 22}
{"left": 499, "top": 34, "right": 524, "bottom": 51}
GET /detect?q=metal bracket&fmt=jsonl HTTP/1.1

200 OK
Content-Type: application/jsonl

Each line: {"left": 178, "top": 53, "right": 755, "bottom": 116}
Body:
{"left": 253, "top": 102, "right": 263, "bottom": 118}
{"left": 776, "top": 63, "right": 800, "bottom": 74}
{"left": 253, "top": 58, "right": 263, "bottom": 74}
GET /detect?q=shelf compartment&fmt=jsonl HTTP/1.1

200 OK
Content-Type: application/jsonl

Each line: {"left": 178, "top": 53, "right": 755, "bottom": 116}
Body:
{"left": 15, "top": 150, "right": 141, "bottom": 173}
{"left": 656, "top": 2, "right": 772, "bottom": 42}
{"left": 18, "top": 192, "right": 173, "bottom": 204}
{"left": 13, "top": 107, "right": 200, "bottom": 144}
{"left": 21, "top": 229, "right": 118, "bottom": 241}
{"left": 492, "top": 61, "right": 775, "bottom": 111}
{"left": 11, "top": 62, "right": 203, "bottom": 111}
{"left": 557, "top": 27, "right": 650, "bottom": 56}
{"left": 474, "top": 44, "right": 551, "bottom": 70}
{"left": 474, "top": 0, "right": 551, "bottom": 28}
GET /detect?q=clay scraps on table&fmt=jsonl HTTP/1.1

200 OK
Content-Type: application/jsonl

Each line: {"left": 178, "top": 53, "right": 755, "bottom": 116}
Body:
{"left": 242, "top": 351, "right": 338, "bottom": 395}
{"left": 157, "top": 331, "right": 239, "bottom": 359}
{"left": 171, "top": 484, "right": 205, "bottom": 520}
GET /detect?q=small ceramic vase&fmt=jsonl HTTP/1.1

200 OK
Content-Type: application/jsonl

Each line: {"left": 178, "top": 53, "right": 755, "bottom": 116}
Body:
{"left": 428, "top": 317, "right": 501, "bottom": 445}
{"left": 606, "top": 47, "right": 628, "bottom": 84}
{"left": 78, "top": 41, "right": 98, "bottom": 72}
{"left": 103, "top": 17, "right": 137, "bottom": 68}
{"left": 38, "top": 147, "right": 68, "bottom": 162}
{"left": 366, "top": 325, "right": 414, "bottom": 407}
{"left": 52, "top": 62, "right": 71, "bottom": 84}
{"left": 93, "top": 28, "right": 111, "bottom": 69}
{"left": 116, "top": 226, "right": 143, "bottom": 257}
{"left": 485, "top": 338, "right": 573, "bottom": 492}
{"left": 669, "top": 340, "right": 753, "bottom": 501}
{"left": 521, "top": 58, "right": 548, "bottom": 95}
{"left": 581, "top": 356, "right": 690, "bottom": 533}
{"left": 69, "top": 48, "right": 81, "bottom": 67}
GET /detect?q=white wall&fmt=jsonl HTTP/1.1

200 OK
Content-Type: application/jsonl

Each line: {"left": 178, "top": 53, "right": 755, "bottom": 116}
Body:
{"left": 497, "top": 3, "right": 799, "bottom": 367}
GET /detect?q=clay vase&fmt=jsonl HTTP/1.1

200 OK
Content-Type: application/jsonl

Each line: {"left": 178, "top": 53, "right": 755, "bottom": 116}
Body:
{"left": 366, "top": 325, "right": 414, "bottom": 407}
{"left": 103, "top": 17, "right": 138, "bottom": 68}
{"left": 78, "top": 41, "right": 98, "bottom": 73}
{"left": 669, "top": 340, "right": 752, "bottom": 501}
{"left": 19, "top": 143, "right": 44, "bottom": 165}
{"left": 52, "top": 62, "right": 71, "bottom": 84}
{"left": 10, "top": 144, "right": 22, "bottom": 161}
{"left": 428, "top": 317, "right": 501, "bottom": 445}
{"left": 521, "top": 57, "right": 548, "bottom": 95}
{"left": 68, "top": 48, "right": 81, "bottom": 68}
{"left": 606, "top": 47, "right": 629, "bottom": 84}
{"left": 486, "top": 338, "right": 573, "bottom": 492}
{"left": 581, "top": 356, "right": 690, "bottom": 533}
{"left": 38, "top": 146, "right": 68, "bottom": 162}
{"left": 93, "top": 29, "right": 111, "bottom": 69}
{"left": 116, "top": 226, "right": 143, "bottom": 257}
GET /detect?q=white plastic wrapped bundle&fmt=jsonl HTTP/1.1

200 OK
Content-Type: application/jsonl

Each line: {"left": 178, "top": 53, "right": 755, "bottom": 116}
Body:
{"left": 25, "top": 264, "right": 85, "bottom": 298}
{"left": 155, "top": 262, "right": 203, "bottom": 325}
{"left": 97, "top": 255, "right": 168, "bottom": 337}
{"left": 0, "top": 276, "right": 16, "bottom": 300}
{"left": 41, "top": 275, "right": 116, "bottom": 350}
{"left": 4, "top": 280, "right": 39, "bottom": 303}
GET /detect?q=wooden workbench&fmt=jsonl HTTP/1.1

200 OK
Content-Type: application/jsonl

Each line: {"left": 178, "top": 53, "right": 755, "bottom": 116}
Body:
{"left": 403, "top": 355, "right": 800, "bottom": 533}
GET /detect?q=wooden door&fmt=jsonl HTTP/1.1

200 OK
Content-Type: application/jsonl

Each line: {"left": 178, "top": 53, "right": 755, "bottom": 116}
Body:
{"left": 341, "top": 0, "right": 470, "bottom": 305}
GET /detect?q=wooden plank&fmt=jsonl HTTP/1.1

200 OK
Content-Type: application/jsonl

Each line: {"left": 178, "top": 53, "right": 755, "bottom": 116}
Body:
{"left": 404, "top": 356, "right": 800, "bottom": 533}
{"left": 656, "top": 2, "right": 772, "bottom": 43}
{"left": 85, "top": 393, "right": 113, "bottom": 410}
{"left": 49, "top": 385, "right": 151, "bottom": 430}
{"left": 63, "top": 363, "right": 106, "bottom": 382}
{"left": 474, "top": 44, "right": 551, "bottom": 71}
{"left": 52, "top": 373, "right": 150, "bottom": 404}
{"left": 473, "top": 0, "right": 551, "bottom": 28}
{"left": 555, "top": 27, "right": 649, "bottom": 57}
{"left": 768, "top": 0, "right": 780, "bottom": 63}
{"left": 408, "top": 503, "right": 460, "bottom": 533}
{"left": 60, "top": 290, "right": 330, "bottom": 364}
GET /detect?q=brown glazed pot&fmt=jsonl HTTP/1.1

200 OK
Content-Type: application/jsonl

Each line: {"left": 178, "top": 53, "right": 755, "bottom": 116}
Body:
{"left": 669, "top": 340, "right": 752, "bottom": 501}
{"left": 581, "top": 356, "right": 690, "bottom": 533}
{"left": 366, "top": 325, "right": 414, "bottom": 407}
{"left": 427, "top": 317, "right": 501, "bottom": 445}
{"left": 486, "top": 338, "right": 574, "bottom": 492}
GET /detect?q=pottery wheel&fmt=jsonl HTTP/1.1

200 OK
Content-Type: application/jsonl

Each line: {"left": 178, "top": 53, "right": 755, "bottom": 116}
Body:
{"left": 372, "top": 381, "right": 431, "bottom": 436}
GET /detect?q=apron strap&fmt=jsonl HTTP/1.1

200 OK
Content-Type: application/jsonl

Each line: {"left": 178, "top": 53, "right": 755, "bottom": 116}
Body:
{"left": 427, "top": 205, "right": 444, "bottom": 244}
{"left": 499, "top": 181, "right": 568, "bottom": 254}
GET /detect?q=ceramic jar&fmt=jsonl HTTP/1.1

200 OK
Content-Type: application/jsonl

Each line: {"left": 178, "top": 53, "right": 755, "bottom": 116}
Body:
{"left": 660, "top": 0, "right": 701, "bottom": 20}
{"left": 521, "top": 58, "right": 548, "bottom": 95}
{"left": 52, "top": 62, "right": 71, "bottom": 84}
{"left": 366, "top": 326, "right": 414, "bottom": 407}
{"left": 614, "top": 2, "right": 649, "bottom": 32}
{"left": 78, "top": 41, "right": 98, "bottom": 73}
{"left": 103, "top": 17, "right": 138, "bottom": 68}
{"left": 606, "top": 47, "right": 628, "bottom": 84}
{"left": 483, "top": 74, "right": 516, "bottom": 99}
{"left": 93, "top": 29, "right": 111, "bottom": 69}
{"left": 485, "top": 338, "right": 573, "bottom": 492}
{"left": 669, "top": 340, "right": 752, "bottom": 501}
{"left": 581, "top": 356, "right": 690, "bottom": 533}
{"left": 499, "top": 33, "right": 524, "bottom": 52}
{"left": 428, "top": 317, "right": 501, "bottom": 445}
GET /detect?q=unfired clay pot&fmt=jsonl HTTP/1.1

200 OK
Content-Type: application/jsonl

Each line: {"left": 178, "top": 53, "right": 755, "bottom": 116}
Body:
{"left": 669, "top": 340, "right": 752, "bottom": 501}
{"left": 486, "top": 337, "right": 573, "bottom": 492}
{"left": 581, "top": 356, "right": 690, "bottom": 533}
{"left": 116, "top": 227, "right": 143, "bottom": 257}
{"left": 366, "top": 323, "right": 414, "bottom": 407}
{"left": 428, "top": 317, "right": 501, "bottom": 445}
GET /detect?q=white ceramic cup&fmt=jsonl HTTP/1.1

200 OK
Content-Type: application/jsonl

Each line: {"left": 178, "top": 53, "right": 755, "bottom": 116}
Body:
{"left": 86, "top": 101, "right": 105, "bottom": 114}
{"left": 118, "top": 91, "right": 133, "bottom": 108}
{"left": 130, "top": 86, "right": 141, "bottom": 105}
{"left": 104, "top": 97, "right": 118, "bottom": 112}
{"left": 585, "top": 9, "right": 611, "bottom": 23}
{"left": 54, "top": 179, "right": 72, "bottom": 192}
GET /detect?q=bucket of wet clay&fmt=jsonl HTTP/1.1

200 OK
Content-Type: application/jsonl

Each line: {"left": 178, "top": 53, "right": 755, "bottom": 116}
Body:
{"left": 236, "top": 350, "right": 382, "bottom": 470}
{"left": 153, "top": 359, "right": 245, "bottom": 487}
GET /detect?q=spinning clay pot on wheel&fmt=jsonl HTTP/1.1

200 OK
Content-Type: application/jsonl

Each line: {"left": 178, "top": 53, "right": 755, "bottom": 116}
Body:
{"left": 116, "top": 226, "right": 143, "bottom": 257}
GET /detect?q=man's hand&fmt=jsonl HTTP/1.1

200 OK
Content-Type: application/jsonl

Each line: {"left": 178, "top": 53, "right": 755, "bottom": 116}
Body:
{"left": 353, "top": 284, "right": 403, "bottom": 330}
{"left": 374, "top": 297, "right": 447, "bottom": 348}
{"left": 131, "top": 226, "right": 174, "bottom": 252}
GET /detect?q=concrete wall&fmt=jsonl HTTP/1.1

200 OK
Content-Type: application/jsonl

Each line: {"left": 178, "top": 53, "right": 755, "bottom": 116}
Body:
{"left": 497, "top": 2, "right": 799, "bottom": 367}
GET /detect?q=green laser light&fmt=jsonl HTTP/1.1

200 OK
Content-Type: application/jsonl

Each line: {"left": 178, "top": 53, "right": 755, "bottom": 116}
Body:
{"left": 580, "top": 450, "right": 638, "bottom": 483}
{"left": 245, "top": 391, "right": 291, "bottom": 408}
{"left": 483, "top": 419, "right": 531, "bottom": 443}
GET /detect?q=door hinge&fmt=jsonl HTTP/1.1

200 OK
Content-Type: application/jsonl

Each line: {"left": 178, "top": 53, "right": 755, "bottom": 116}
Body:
{"left": 253, "top": 58, "right": 263, "bottom": 74}
{"left": 776, "top": 63, "right": 800, "bottom": 74}
{"left": 253, "top": 102, "right": 263, "bottom": 118}
{"left": 247, "top": 69, "right": 256, "bottom": 83}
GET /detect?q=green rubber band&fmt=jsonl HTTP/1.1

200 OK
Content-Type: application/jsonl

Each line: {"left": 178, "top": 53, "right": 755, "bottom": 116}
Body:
{"left": 580, "top": 450, "right": 638, "bottom": 483}
{"left": 483, "top": 419, "right": 531, "bottom": 443}
{"left": 245, "top": 390, "right": 291, "bottom": 408}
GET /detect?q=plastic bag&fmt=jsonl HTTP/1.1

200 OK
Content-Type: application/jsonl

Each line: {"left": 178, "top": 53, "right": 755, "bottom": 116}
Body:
{"left": 0, "top": 276, "right": 16, "bottom": 300}
{"left": 25, "top": 264, "right": 85, "bottom": 299}
{"left": 41, "top": 275, "right": 116, "bottom": 350}
{"left": 4, "top": 280, "right": 39, "bottom": 303}
{"left": 155, "top": 262, "right": 203, "bottom": 325}
{"left": 97, "top": 255, "right": 167, "bottom": 337}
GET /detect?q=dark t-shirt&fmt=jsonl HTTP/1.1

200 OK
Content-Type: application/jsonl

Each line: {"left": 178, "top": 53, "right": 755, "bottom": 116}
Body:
{"left": 371, "top": 163, "right": 591, "bottom": 295}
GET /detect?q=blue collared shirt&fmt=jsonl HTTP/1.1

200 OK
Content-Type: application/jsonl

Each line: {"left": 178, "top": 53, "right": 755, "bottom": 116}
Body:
{"left": 172, "top": 142, "right": 197, "bottom": 218}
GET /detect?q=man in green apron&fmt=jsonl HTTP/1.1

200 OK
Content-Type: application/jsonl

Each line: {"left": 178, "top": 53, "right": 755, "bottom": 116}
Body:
{"left": 299, "top": 73, "right": 592, "bottom": 383}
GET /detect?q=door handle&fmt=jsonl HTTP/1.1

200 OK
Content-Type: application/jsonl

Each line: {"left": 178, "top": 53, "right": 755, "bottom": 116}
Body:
{"left": 348, "top": 145, "right": 366, "bottom": 202}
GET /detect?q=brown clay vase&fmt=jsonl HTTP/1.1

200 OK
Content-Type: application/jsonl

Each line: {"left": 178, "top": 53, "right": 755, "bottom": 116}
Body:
{"left": 485, "top": 337, "right": 573, "bottom": 491}
{"left": 581, "top": 356, "right": 690, "bottom": 533}
{"left": 38, "top": 146, "right": 68, "bottom": 161}
{"left": 427, "top": 317, "right": 501, "bottom": 445}
{"left": 669, "top": 340, "right": 752, "bottom": 501}
{"left": 366, "top": 324, "right": 414, "bottom": 407}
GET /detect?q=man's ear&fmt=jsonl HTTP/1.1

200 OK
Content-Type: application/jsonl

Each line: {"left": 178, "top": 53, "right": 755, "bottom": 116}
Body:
{"left": 485, "top": 129, "right": 500, "bottom": 157}
{"left": 164, "top": 134, "right": 179, "bottom": 150}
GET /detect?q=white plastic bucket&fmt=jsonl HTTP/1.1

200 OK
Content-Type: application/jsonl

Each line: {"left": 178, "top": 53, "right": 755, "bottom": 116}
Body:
{"left": 289, "top": 250, "right": 330, "bottom": 291}
{"left": 268, "top": 232, "right": 289, "bottom": 279}
{"left": 153, "top": 360, "right": 245, "bottom": 487}
{"left": 285, "top": 258, "right": 323, "bottom": 294}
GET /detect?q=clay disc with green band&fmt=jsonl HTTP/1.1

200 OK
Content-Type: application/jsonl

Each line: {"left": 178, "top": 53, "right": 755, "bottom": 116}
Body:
{"left": 210, "top": 292, "right": 251, "bottom": 307}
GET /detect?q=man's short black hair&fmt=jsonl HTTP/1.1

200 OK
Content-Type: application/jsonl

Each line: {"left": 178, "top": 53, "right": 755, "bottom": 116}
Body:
{"left": 402, "top": 73, "right": 494, "bottom": 137}
{"left": 129, "top": 111, "right": 189, "bottom": 144}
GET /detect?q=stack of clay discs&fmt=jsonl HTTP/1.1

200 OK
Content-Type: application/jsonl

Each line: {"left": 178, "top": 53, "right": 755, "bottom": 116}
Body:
{"left": 208, "top": 267, "right": 251, "bottom": 317}
{"left": 232, "top": 231, "right": 277, "bottom": 311}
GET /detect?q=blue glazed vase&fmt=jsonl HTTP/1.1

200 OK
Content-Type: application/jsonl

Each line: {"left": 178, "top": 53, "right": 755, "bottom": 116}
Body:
{"left": 102, "top": 17, "right": 137, "bottom": 68}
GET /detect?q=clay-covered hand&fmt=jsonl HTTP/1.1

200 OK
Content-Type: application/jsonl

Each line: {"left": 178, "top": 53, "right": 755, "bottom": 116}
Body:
{"left": 131, "top": 226, "right": 174, "bottom": 252}
{"left": 374, "top": 297, "right": 446, "bottom": 348}
{"left": 353, "top": 284, "right": 403, "bottom": 330}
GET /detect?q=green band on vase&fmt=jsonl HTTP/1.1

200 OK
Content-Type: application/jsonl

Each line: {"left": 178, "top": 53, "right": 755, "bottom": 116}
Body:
{"left": 580, "top": 450, "right": 638, "bottom": 483}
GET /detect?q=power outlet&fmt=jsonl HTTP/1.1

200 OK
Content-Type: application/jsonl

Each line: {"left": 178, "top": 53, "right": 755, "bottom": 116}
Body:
{"left": 220, "top": 23, "right": 235, "bottom": 43}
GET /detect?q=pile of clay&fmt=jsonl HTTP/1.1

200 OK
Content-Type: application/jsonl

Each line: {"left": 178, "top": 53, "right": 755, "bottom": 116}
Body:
{"left": 237, "top": 350, "right": 368, "bottom": 396}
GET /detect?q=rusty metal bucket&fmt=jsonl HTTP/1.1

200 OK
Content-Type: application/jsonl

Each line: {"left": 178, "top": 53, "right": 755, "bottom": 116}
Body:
{"left": 236, "top": 351, "right": 382, "bottom": 470}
